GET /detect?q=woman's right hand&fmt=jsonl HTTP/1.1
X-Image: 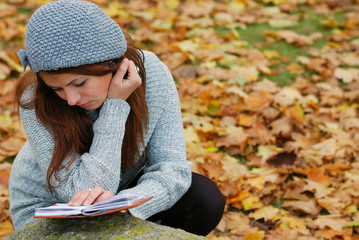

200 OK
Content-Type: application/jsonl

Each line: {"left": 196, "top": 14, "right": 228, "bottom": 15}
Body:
{"left": 107, "top": 58, "right": 142, "bottom": 100}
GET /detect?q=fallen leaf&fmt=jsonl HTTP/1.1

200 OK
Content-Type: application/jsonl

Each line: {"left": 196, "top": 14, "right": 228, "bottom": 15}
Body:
{"left": 267, "top": 151, "right": 296, "bottom": 167}
{"left": 0, "top": 220, "right": 13, "bottom": 238}
{"left": 282, "top": 199, "right": 321, "bottom": 216}
{"left": 249, "top": 205, "right": 280, "bottom": 221}
{"left": 244, "top": 231, "right": 265, "bottom": 240}
{"left": 334, "top": 68, "right": 359, "bottom": 83}
{"left": 0, "top": 163, "right": 11, "bottom": 187}
{"left": 314, "top": 214, "right": 347, "bottom": 232}
{"left": 303, "top": 179, "right": 332, "bottom": 198}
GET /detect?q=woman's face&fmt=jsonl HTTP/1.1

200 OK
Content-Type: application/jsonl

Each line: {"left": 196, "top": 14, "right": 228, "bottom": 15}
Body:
{"left": 40, "top": 72, "right": 112, "bottom": 110}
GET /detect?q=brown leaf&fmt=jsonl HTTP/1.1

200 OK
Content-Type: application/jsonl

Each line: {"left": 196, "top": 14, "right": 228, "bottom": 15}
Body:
{"left": 334, "top": 68, "right": 359, "bottom": 83}
{"left": 0, "top": 137, "right": 26, "bottom": 157}
{"left": 266, "top": 151, "right": 296, "bottom": 167}
{"left": 270, "top": 116, "right": 292, "bottom": 137}
{"left": 303, "top": 180, "right": 332, "bottom": 199}
{"left": 216, "top": 127, "right": 248, "bottom": 149}
{"left": 314, "top": 214, "right": 347, "bottom": 232}
{"left": 282, "top": 199, "right": 321, "bottom": 216}
{"left": 244, "top": 91, "right": 272, "bottom": 111}
{"left": 317, "top": 197, "right": 345, "bottom": 214}
{"left": 0, "top": 163, "right": 11, "bottom": 187}
{"left": 199, "top": 153, "right": 225, "bottom": 181}
{"left": 0, "top": 4, "right": 16, "bottom": 18}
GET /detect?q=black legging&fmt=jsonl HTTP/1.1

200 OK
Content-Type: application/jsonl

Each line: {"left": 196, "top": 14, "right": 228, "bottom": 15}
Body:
{"left": 130, "top": 172, "right": 225, "bottom": 236}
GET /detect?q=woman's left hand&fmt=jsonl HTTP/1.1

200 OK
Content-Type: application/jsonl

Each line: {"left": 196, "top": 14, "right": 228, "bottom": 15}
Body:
{"left": 68, "top": 186, "right": 114, "bottom": 206}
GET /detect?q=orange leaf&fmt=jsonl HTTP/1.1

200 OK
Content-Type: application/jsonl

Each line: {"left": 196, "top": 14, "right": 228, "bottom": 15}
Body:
{"left": 244, "top": 231, "right": 265, "bottom": 240}
{"left": 0, "top": 163, "right": 11, "bottom": 187}
{"left": 0, "top": 220, "right": 13, "bottom": 238}
{"left": 244, "top": 91, "right": 272, "bottom": 111}
{"left": 306, "top": 168, "right": 332, "bottom": 187}
{"left": 238, "top": 114, "right": 252, "bottom": 127}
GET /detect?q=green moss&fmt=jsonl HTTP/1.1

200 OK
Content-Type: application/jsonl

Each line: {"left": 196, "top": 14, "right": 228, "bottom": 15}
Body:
{"left": 6, "top": 211, "right": 206, "bottom": 240}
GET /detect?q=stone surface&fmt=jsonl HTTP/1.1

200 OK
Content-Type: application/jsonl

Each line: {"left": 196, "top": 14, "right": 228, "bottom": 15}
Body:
{"left": 3, "top": 212, "right": 207, "bottom": 239}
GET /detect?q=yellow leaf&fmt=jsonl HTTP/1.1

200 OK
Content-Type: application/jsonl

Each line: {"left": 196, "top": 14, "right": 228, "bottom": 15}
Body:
{"left": 242, "top": 196, "right": 261, "bottom": 210}
{"left": 289, "top": 104, "right": 304, "bottom": 122}
{"left": 263, "top": 50, "right": 280, "bottom": 59}
{"left": 182, "top": 113, "right": 214, "bottom": 132}
{"left": 165, "top": 0, "right": 179, "bottom": 10}
{"left": 204, "top": 145, "right": 218, "bottom": 153}
{"left": 249, "top": 205, "right": 279, "bottom": 221}
{"left": 249, "top": 175, "right": 266, "bottom": 190}
{"left": 177, "top": 40, "right": 199, "bottom": 53}
{"left": 244, "top": 231, "right": 265, "bottom": 240}
{"left": 183, "top": 126, "right": 200, "bottom": 143}
{"left": 279, "top": 216, "right": 307, "bottom": 230}
{"left": 345, "top": 205, "right": 358, "bottom": 215}
{"left": 286, "top": 63, "right": 304, "bottom": 74}
{"left": 226, "top": 1, "right": 246, "bottom": 12}
{"left": 0, "top": 115, "right": 12, "bottom": 132}
{"left": 327, "top": 41, "right": 342, "bottom": 48}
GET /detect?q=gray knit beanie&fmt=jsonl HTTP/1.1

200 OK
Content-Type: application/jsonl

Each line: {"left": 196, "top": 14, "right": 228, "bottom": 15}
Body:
{"left": 17, "top": 0, "right": 127, "bottom": 73}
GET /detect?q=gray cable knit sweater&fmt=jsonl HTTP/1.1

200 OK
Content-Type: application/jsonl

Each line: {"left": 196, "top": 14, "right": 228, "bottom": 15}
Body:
{"left": 9, "top": 51, "right": 193, "bottom": 230}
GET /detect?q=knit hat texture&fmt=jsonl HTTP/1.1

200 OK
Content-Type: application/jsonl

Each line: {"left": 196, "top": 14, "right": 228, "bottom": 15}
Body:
{"left": 17, "top": 0, "right": 127, "bottom": 73}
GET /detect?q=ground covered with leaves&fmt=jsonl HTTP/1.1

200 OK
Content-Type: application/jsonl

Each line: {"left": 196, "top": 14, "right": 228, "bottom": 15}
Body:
{"left": 1, "top": 0, "right": 359, "bottom": 239}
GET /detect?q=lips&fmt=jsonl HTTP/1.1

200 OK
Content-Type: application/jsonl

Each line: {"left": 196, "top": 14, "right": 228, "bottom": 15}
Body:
{"left": 78, "top": 102, "right": 91, "bottom": 108}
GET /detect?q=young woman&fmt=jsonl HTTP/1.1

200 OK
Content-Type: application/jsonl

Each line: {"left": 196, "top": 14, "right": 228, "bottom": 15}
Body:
{"left": 9, "top": 0, "right": 225, "bottom": 236}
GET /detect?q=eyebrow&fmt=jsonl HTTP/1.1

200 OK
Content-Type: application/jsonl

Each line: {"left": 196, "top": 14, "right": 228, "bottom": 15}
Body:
{"left": 46, "top": 77, "right": 86, "bottom": 89}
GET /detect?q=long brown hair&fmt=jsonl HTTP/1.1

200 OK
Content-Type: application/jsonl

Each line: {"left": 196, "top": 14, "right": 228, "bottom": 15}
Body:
{"left": 15, "top": 33, "right": 149, "bottom": 191}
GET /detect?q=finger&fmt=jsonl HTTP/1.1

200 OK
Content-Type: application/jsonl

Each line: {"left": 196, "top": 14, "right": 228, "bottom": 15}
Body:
{"left": 113, "top": 58, "right": 129, "bottom": 80}
{"left": 93, "top": 191, "right": 114, "bottom": 204}
{"left": 69, "top": 191, "right": 83, "bottom": 205}
{"left": 69, "top": 190, "right": 91, "bottom": 206}
{"left": 126, "top": 60, "right": 140, "bottom": 79}
{"left": 69, "top": 187, "right": 102, "bottom": 206}
{"left": 83, "top": 186, "right": 105, "bottom": 206}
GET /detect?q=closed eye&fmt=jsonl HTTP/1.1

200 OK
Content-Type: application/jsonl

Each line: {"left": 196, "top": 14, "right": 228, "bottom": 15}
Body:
{"left": 52, "top": 87, "right": 62, "bottom": 92}
{"left": 75, "top": 80, "right": 86, "bottom": 87}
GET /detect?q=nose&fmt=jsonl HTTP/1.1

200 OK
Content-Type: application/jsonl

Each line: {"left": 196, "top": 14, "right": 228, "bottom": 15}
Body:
{"left": 64, "top": 89, "right": 81, "bottom": 106}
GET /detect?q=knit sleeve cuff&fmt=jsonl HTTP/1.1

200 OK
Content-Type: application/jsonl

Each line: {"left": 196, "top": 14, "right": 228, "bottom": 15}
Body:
{"left": 92, "top": 98, "right": 130, "bottom": 135}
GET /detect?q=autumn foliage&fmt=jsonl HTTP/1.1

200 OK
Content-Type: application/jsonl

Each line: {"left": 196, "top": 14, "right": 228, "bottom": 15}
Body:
{"left": 1, "top": 0, "right": 359, "bottom": 239}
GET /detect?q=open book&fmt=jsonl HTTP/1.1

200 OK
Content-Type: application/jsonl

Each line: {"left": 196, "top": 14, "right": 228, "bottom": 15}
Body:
{"left": 34, "top": 193, "right": 152, "bottom": 218}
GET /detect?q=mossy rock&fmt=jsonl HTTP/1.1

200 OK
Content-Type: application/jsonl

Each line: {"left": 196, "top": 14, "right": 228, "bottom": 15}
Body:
{"left": 3, "top": 212, "right": 207, "bottom": 239}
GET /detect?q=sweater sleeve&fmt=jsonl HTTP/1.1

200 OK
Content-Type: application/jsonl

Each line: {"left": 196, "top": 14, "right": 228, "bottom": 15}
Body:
{"left": 120, "top": 53, "right": 193, "bottom": 220}
{"left": 19, "top": 94, "right": 130, "bottom": 202}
